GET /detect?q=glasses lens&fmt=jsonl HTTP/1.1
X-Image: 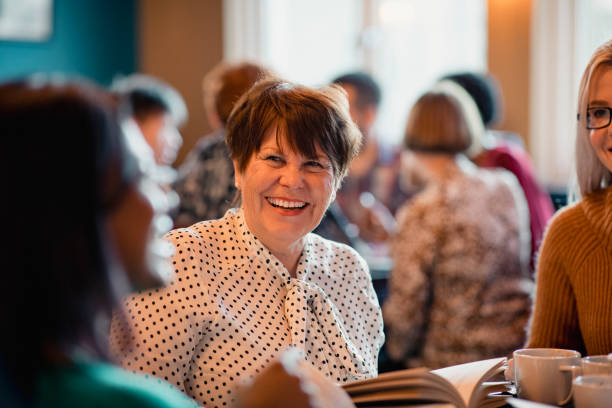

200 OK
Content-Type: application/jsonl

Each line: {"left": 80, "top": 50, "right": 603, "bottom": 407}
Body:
{"left": 587, "top": 108, "right": 611, "bottom": 129}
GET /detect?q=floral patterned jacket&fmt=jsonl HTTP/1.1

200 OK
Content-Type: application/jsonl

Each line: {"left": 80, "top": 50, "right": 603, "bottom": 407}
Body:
{"left": 383, "top": 164, "right": 533, "bottom": 369}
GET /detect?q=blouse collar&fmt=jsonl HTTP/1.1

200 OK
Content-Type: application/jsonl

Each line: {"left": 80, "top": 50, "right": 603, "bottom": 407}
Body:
{"left": 231, "top": 208, "right": 312, "bottom": 283}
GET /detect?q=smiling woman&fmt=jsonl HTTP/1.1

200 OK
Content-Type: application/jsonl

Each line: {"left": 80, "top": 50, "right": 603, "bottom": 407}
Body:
{"left": 525, "top": 38, "right": 612, "bottom": 356}
{"left": 226, "top": 78, "right": 361, "bottom": 277}
{"left": 233, "top": 126, "right": 336, "bottom": 275}
{"left": 110, "top": 78, "right": 385, "bottom": 408}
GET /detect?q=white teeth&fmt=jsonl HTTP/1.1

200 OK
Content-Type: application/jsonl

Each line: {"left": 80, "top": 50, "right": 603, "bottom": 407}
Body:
{"left": 267, "top": 197, "right": 307, "bottom": 209}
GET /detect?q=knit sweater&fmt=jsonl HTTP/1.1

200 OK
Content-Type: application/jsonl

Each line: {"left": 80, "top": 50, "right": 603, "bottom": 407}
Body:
{"left": 526, "top": 185, "right": 612, "bottom": 355}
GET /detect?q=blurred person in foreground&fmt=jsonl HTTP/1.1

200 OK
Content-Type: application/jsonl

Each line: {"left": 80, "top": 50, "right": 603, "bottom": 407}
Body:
{"left": 110, "top": 78, "right": 384, "bottom": 407}
{"left": 316, "top": 71, "right": 407, "bottom": 247}
{"left": 172, "top": 61, "right": 272, "bottom": 227}
{"left": 383, "top": 83, "right": 532, "bottom": 369}
{"left": 439, "top": 72, "right": 555, "bottom": 273}
{"left": 524, "top": 38, "right": 612, "bottom": 355}
{"left": 0, "top": 77, "right": 354, "bottom": 408}
{"left": 0, "top": 77, "right": 194, "bottom": 407}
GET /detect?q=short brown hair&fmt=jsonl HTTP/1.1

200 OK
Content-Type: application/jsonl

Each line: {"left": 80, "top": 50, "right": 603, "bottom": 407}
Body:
{"left": 202, "top": 61, "right": 272, "bottom": 125}
{"left": 226, "top": 78, "right": 361, "bottom": 188}
{"left": 404, "top": 91, "right": 473, "bottom": 153}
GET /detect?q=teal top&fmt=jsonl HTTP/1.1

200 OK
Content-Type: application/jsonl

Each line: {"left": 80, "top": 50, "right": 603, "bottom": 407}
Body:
{"left": 36, "top": 360, "right": 198, "bottom": 408}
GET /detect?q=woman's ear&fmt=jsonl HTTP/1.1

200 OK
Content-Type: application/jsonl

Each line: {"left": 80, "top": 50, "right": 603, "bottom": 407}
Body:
{"left": 233, "top": 160, "right": 242, "bottom": 190}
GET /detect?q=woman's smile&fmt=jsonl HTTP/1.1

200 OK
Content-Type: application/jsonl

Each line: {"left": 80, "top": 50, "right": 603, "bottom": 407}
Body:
{"left": 266, "top": 196, "right": 309, "bottom": 212}
{"left": 235, "top": 125, "right": 335, "bottom": 255}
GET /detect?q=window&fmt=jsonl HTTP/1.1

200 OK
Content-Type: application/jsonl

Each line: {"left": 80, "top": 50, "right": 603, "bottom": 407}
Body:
{"left": 223, "top": 0, "right": 487, "bottom": 146}
{"left": 530, "top": 0, "right": 612, "bottom": 189}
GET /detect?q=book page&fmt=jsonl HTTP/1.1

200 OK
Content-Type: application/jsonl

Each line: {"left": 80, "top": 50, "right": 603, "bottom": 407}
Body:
{"left": 343, "top": 367, "right": 430, "bottom": 391}
{"left": 343, "top": 357, "right": 508, "bottom": 407}
{"left": 344, "top": 368, "right": 464, "bottom": 406}
{"left": 431, "top": 357, "right": 507, "bottom": 408}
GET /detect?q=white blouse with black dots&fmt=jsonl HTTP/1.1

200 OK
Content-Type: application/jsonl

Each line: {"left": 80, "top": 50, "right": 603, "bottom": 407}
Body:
{"left": 110, "top": 208, "right": 384, "bottom": 408}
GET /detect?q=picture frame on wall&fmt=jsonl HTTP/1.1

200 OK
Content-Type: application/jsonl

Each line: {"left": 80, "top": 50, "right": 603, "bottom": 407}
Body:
{"left": 0, "top": 0, "right": 53, "bottom": 42}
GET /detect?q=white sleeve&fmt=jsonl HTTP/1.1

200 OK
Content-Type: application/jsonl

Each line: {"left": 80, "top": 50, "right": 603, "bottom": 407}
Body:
{"left": 109, "top": 228, "right": 215, "bottom": 392}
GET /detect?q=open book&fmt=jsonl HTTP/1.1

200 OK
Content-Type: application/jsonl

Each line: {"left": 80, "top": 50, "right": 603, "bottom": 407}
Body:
{"left": 342, "top": 357, "right": 511, "bottom": 408}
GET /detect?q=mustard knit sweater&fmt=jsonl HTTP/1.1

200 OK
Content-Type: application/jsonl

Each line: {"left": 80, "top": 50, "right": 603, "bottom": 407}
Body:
{"left": 526, "top": 186, "right": 612, "bottom": 355}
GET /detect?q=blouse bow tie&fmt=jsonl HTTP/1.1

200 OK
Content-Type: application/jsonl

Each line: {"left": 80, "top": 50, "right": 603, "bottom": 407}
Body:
{"left": 283, "top": 279, "right": 372, "bottom": 383}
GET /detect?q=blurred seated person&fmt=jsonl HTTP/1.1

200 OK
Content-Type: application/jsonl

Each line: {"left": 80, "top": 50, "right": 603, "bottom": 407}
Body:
{"left": 111, "top": 73, "right": 187, "bottom": 167}
{"left": 524, "top": 39, "right": 612, "bottom": 356}
{"left": 439, "top": 72, "right": 555, "bottom": 272}
{"left": 110, "top": 78, "right": 384, "bottom": 407}
{"left": 383, "top": 84, "right": 533, "bottom": 369}
{"left": 172, "top": 61, "right": 272, "bottom": 227}
{"left": 315, "top": 71, "right": 408, "bottom": 246}
{"left": 0, "top": 77, "right": 353, "bottom": 408}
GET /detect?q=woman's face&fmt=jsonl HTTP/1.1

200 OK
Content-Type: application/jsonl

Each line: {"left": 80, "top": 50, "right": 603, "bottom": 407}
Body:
{"left": 108, "top": 182, "right": 157, "bottom": 288}
{"left": 234, "top": 126, "right": 335, "bottom": 249}
{"left": 108, "top": 124, "right": 175, "bottom": 290}
{"left": 138, "top": 112, "right": 183, "bottom": 166}
{"left": 588, "top": 66, "right": 612, "bottom": 172}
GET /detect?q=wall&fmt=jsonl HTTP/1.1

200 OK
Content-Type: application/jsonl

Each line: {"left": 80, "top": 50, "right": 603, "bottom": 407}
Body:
{"left": 138, "top": 0, "right": 224, "bottom": 166}
{"left": 487, "top": 0, "right": 533, "bottom": 150}
{"left": 0, "top": 0, "right": 136, "bottom": 86}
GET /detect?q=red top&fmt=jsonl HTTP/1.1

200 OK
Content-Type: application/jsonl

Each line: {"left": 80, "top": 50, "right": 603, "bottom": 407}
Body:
{"left": 474, "top": 140, "right": 555, "bottom": 272}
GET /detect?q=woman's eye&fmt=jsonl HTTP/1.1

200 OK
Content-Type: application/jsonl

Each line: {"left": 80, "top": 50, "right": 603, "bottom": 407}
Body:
{"left": 589, "top": 108, "right": 609, "bottom": 118}
{"left": 265, "top": 155, "right": 283, "bottom": 163}
{"left": 306, "top": 161, "right": 323, "bottom": 168}
{"left": 593, "top": 109, "right": 608, "bottom": 118}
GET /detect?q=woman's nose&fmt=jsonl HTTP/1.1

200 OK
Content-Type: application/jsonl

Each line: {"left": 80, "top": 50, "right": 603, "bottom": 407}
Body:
{"left": 279, "top": 165, "right": 305, "bottom": 188}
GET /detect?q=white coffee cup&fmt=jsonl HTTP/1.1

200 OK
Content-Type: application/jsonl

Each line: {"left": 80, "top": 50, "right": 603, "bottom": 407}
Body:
{"left": 573, "top": 374, "right": 612, "bottom": 408}
{"left": 582, "top": 355, "right": 612, "bottom": 375}
{"left": 514, "top": 348, "right": 582, "bottom": 405}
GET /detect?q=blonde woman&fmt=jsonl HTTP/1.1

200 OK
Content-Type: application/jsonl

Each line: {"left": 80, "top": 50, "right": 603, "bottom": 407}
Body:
{"left": 525, "top": 39, "right": 612, "bottom": 355}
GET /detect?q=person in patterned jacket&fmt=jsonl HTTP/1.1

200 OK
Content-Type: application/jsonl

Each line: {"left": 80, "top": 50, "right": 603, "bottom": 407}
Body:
{"left": 384, "top": 84, "right": 532, "bottom": 369}
{"left": 172, "top": 61, "right": 272, "bottom": 227}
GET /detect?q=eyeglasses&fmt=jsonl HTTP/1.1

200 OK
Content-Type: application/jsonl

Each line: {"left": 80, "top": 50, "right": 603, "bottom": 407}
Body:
{"left": 584, "top": 107, "right": 612, "bottom": 130}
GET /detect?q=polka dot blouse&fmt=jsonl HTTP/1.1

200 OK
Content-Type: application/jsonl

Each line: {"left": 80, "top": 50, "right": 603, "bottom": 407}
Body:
{"left": 110, "top": 208, "right": 384, "bottom": 407}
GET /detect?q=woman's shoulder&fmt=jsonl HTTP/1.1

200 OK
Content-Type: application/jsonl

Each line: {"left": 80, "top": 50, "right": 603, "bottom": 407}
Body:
{"left": 540, "top": 201, "right": 589, "bottom": 251}
{"left": 165, "top": 208, "right": 240, "bottom": 245}
{"left": 38, "top": 361, "right": 197, "bottom": 408}
{"left": 307, "top": 233, "right": 368, "bottom": 270}
{"left": 547, "top": 200, "right": 587, "bottom": 232}
{"left": 535, "top": 200, "right": 600, "bottom": 277}
{"left": 546, "top": 187, "right": 612, "bottom": 250}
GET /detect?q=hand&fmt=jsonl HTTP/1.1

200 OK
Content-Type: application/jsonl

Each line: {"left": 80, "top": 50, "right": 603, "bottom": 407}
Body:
{"left": 356, "top": 193, "right": 397, "bottom": 243}
{"left": 234, "top": 361, "right": 311, "bottom": 408}
{"left": 234, "top": 350, "right": 355, "bottom": 408}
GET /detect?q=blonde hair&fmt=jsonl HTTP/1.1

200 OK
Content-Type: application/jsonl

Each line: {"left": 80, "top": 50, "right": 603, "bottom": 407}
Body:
{"left": 404, "top": 86, "right": 480, "bottom": 154}
{"left": 573, "top": 39, "right": 612, "bottom": 200}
